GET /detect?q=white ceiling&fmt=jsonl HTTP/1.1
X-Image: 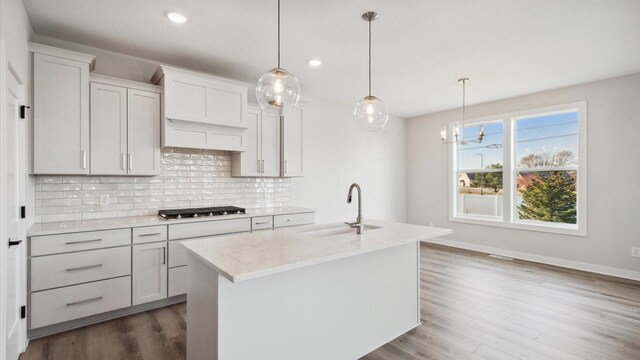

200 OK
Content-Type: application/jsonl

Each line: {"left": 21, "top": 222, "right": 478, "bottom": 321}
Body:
{"left": 23, "top": 0, "right": 640, "bottom": 118}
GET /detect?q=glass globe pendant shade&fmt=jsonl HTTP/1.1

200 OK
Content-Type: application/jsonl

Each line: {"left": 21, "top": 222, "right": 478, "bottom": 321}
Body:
{"left": 353, "top": 95, "right": 388, "bottom": 131}
{"left": 256, "top": 68, "right": 301, "bottom": 115}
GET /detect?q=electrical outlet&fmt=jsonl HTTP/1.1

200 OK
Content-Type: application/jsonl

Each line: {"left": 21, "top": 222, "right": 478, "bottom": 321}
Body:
{"left": 632, "top": 247, "right": 640, "bottom": 258}
{"left": 99, "top": 194, "right": 110, "bottom": 206}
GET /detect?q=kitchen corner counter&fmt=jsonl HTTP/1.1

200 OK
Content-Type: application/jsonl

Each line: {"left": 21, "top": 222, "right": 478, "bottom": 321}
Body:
{"left": 27, "top": 206, "right": 315, "bottom": 236}
{"left": 181, "top": 220, "right": 452, "bottom": 283}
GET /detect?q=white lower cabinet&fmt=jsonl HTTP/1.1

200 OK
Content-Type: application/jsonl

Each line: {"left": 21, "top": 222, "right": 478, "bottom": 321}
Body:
{"left": 28, "top": 211, "right": 314, "bottom": 335}
{"left": 274, "top": 212, "right": 315, "bottom": 228}
{"left": 132, "top": 241, "right": 168, "bottom": 305}
{"left": 30, "top": 276, "right": 131, "bottom": 329}
{"left": 168, "top": 266, "right": 187, "bottom": 297}
{"left": 30, "top": 246, "right": 131, "bottom": 292}
{"left": 169, "top": 240, "right": 188, "bottom": 268}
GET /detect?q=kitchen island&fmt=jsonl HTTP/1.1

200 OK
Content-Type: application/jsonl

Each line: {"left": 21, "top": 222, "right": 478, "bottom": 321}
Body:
{"left": 181, "top": 220, "right": 452, "bottom": 360}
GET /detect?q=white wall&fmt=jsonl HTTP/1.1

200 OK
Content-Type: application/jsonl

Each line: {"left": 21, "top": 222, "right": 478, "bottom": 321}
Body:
{"left": 407, "top": 73, "right": 640, "bottom": 278}
{"left": 290, "top": 96, "right": 406, "bottom": 224}
{"left": 0, "top": 0, "right": 32, "bottom": 81}
{"left": 27, "top": 36, "right": 408, "bottom": 224}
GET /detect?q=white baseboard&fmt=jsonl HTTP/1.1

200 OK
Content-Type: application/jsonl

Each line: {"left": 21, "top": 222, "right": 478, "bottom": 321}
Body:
{"left": 422, "top": 237, "right": 640, "bottom": 282}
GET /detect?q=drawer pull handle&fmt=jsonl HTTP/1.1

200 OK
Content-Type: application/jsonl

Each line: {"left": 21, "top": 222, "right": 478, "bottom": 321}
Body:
{"left": 254, "top": 221, "right": 271, "bottom": 225}
{"left": 66, "top": 296, "right": 103, "bottom": 307}
{"left": 286, "top": 218, "right": 303, "bottom": 222}
{"left": 65, "top": 238, "right": 102, "bottom": 245}
{"left": 139, "top": 232, "right": 161, "bottom": 237}
{"left": 162, "top": 247, "right": 166, "bottom": 265}
{"left": 66, "top": 264, "right": 103, "bottom": 272}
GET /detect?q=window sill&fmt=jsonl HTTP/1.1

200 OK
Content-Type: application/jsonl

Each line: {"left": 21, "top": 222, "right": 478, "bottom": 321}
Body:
{"left": 449, "top": 215, "right": 586, "bottom": 237}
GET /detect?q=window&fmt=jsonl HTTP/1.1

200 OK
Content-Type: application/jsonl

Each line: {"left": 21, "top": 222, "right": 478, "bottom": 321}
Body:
{"left": 455, "top": 120, "right": 504, "bottom": 220}
{"left": 450, "top": 102, "right": 587, "bottom": 236}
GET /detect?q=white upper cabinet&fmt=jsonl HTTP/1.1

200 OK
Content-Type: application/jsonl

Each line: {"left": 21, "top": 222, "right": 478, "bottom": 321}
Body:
{"left": 261, "top": 113, "right": 281, "bottom": 177}
{"left": 151, "top": 65, "right": 249, "bottom": 152}
{"left": 281, "top": 108, "right": 304, "bottom": 177}
{"left": 31, "top": 43, "right": 95, "bottom": 175}
{"left": 90, "top": 82, "right": 128, "bottom": 175}
{"left": 127, "top": 89, "right": 161, "bottom": 176}
{"left": 231, "top": 106, "right": 281, "bottom": 177}
{"left": 231, "top": 107, "right": 262, "bottom": 177}
{"left": 90, "top": 75, "right": 161, "bottom": 176}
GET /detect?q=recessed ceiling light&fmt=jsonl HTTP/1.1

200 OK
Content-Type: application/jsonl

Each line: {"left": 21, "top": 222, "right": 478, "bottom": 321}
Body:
{"left": 166, "top": 12, "right": 187, "bottom": 24}
{"left": 307, "top": 59, "right": 322, "bottom": 67}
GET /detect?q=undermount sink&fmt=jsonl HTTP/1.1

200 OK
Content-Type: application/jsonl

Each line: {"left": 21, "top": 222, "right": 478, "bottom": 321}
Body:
{"left": 298, "top": 224, "right": 382, "bottom": 238}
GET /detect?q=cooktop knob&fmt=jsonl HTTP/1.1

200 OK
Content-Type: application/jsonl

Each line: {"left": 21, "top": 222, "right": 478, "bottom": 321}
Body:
{"left": 177, "top": 214, "right": 182, "bottom": 219}
{"left": 209, "top": 212, "right": 214, "bottom": 216}
{"left": 193, "top": 213, "right": 198, "bottom": 217}
{"left": 223, "top": 211, "right": 228, "bottom": 215}
{"left": 237, "top": 210, "right": 241, "bottom": 214}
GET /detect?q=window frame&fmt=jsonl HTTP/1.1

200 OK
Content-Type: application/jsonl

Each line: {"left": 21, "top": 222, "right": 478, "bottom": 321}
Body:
{"left": 448, "top": 101, "right": 587, "bottom": 236}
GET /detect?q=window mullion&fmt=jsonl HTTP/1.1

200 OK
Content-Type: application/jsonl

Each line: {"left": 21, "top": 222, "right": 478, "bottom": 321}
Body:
{"left": 503, "top": 117, "right": 513, "bottom": 224}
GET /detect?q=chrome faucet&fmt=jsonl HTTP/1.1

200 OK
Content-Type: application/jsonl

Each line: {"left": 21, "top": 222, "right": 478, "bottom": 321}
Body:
{"left": 345, "top": 183, "right": 364, "bottom": 234}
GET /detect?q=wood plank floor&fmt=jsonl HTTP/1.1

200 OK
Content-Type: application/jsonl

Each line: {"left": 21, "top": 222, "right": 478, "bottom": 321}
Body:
{"left": 21, "top": 244, "right": 640, "bottom": 360}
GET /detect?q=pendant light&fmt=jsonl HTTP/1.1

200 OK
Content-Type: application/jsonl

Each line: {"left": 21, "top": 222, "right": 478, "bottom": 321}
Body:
{"left": 441, "top": 78, "right": 484, "bottom": 145}
{"left": 256, "top": 0, "right": 301, "bottom": 115}
{"left": 354, "top": 11, "right": 388, "bottom": 132}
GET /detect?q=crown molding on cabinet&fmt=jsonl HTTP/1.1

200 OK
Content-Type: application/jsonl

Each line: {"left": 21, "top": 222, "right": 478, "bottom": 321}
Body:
{"left": 90, "top": 74, "right": 160, "bottom": 94}
{"left": 28, "top": 42, "right": 96, "bottom": 71}
{"left": 150, "top": 64, "right": 252, "bottom": 90}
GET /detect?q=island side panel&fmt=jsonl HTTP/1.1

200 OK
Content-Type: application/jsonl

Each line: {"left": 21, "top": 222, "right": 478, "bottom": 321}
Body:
{"left": 186, "top": 255, "right": 220, "bottom": 360}
{"left": 216, "top": 242, "right": 420, "bottom": 360}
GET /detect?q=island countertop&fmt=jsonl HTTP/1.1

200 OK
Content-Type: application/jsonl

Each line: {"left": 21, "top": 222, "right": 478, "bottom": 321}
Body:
{"left": 180, "top": 220, "right": 452, "bottom": 283}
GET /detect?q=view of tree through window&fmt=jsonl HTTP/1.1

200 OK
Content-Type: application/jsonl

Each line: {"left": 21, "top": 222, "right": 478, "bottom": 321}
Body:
{"left": 514, "top": 110, "right": 579, "bottom": 225}
{"left": 452, "top": 104, "right": 584, "bottom": 233}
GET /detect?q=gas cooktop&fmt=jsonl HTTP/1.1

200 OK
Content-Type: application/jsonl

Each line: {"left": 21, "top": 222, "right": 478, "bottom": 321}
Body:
{"left": 158, "top": 206, "right": 246, "bottom": 219}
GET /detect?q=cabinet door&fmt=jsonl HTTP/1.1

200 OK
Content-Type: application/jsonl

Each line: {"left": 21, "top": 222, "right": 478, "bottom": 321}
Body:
{"left": 231, "top": 107, "right": 262, "bottom": 177}
{"left": 208, "top": 84, "right": 247, "bottom": 127}
{"left": 127, "top": 89, "right": 161, "bottom": 176}
{"left": 90, "top": 82, "right": 127, "bottom": 175}
{"left": 164, "top": 73, "right": 209, "bottom": 123}
{"left": 281, "top": 108, "right": 304, "bottom": 177}
{"left": 33, "top": 53, "right": 90, "bottom": 174}
{"left": 132, "top": 242, "right": 167, "bottom": 305}
{"left": 261, "top": 113, "right": 281, "bottom": 177}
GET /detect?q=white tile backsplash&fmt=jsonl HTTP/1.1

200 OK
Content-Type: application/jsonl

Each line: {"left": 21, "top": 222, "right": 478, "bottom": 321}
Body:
{"left": 34, "top": 148, "right": 291, "bottom": 223}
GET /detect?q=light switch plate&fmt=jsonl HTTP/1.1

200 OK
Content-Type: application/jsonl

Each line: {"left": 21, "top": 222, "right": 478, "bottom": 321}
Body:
{"left": 632, "top": 247, "right": 640, "bottom": 258}
{"left": 99, "top": 194, "right": 110, "bottom": 206}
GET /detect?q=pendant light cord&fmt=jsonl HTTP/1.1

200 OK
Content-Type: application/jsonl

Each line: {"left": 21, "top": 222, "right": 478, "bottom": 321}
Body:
{"left": 368, "top": 18, "right": 372, "bottom": 97}
{"left": 462, "top": 80, "right": 466, "bottom": 141}
{"left": 277, "top": 0, "right": 281, "bottom": 68}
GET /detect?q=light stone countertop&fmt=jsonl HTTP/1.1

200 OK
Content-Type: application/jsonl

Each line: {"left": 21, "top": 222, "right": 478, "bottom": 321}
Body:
{"left": 27, "top": 206, "right": 315, "bottom": 236}
{"left": 180, "top": 220, "right": 452, "bottom": 283}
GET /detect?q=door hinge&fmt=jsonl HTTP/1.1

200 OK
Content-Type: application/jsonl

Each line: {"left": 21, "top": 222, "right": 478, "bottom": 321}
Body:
{"left": 20, "top": 105, "right": 30, "bottom": 119}
{"left": 20, "top": 206, "right": 26, "bottom": 219}
{"left": 20, "top": 305, "right": 26, "bottom": 319}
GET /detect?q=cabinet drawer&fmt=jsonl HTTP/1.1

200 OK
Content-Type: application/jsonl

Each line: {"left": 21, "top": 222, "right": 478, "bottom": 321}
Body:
{"left": 133, "top": 225, "right": 167, "bottom": 244}
{"left": 31, "top": 246, "right": 131, "bottom": 292}
{"left": 168, "top": 266, "right": 187, "bottom": 297}
{"left": 274, "top": 212, "right": 315, "bottom": 228}
{"left": 30, "top": 229, "right": 131, "bottom": 256}
{"left": 30, "top": 276, "right": 131, "bottom": 329}
{"left": 169, "top": 218, "right": 251, "bottom": 240}
{"left": 251, "top": 216, "right": 273, "bottom": 231}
